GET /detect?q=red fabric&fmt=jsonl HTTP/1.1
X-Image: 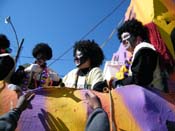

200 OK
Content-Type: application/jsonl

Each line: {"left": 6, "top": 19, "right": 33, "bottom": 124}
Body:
{"left": 145, "top": 22, "right": 174, "bottom": 72}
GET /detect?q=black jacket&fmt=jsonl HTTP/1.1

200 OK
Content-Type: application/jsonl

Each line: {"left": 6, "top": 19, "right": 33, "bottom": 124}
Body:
{"left": 113, "top": 46, "right": 158, "bottom": 87}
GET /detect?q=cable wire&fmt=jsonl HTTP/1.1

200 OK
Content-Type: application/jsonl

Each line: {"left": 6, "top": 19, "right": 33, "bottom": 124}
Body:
{"left": 100, "top": 17, "right": 125, "bottom": 48}
{"left": 48, "top": 0, "right": 127, "bottom": 67}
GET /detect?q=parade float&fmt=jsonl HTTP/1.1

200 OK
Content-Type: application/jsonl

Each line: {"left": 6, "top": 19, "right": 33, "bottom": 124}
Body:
{"left": 0, "top": 0, "right": 175, "bottom": 131}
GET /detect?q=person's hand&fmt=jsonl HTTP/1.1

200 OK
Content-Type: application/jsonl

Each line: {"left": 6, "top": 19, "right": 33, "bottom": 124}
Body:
{"left": 24, "top": 64, "right": 42, "bottom": 73}
{"left": 16, "top": 91, "right": 35, "bottom": 112}
{"left": 85, "top": 91, "right": 102, "bottom": 110}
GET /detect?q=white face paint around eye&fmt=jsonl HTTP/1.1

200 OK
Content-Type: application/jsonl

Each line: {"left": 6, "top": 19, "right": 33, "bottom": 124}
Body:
{"left": 121, "top": 32, "right": 131, "bottom": 41}
{"left": 76, "top": 50, "right": 83, "bottom": 59}
{"left": 121, "top": 32, "right": 131, "bottom": 50}
{"left": 74, "top": 50, "right": 89, "bottom": 68}
{"left": 74, "top": 50, "right": 83, "bottom": 66}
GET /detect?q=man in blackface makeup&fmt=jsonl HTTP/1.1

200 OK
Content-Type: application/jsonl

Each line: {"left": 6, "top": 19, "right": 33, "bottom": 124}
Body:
{"left": 63, "top": 40, "right": 107, "bottom": 92}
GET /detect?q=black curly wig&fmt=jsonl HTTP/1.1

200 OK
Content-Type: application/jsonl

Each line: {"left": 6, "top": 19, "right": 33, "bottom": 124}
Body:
{"left": 32, "top": 43, "right": 52, "bottom": 60}
{"left": 0, "top": 34, "right": 10, "bottom": 49}
{"left": 117, "top": 19, "right": 149, "bottom": 42}
{"left": 73, "top": 40, "right": 104, "bottom": 67}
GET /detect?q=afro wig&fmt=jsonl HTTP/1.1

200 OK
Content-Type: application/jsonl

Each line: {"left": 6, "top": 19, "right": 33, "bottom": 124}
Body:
{"left": 117, "top": 19, "right": 149, "bottom": 42}
{"left": 73, "top": 40, "right": 104, "bottom": 67}
{"left": 32, "top": 43, "right": 52, "bottom": 60}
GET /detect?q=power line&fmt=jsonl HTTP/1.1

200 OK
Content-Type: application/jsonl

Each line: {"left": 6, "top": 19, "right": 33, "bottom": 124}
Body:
{"left": 100, "top": 17, "right": 125, "bottom": 48}
{"left": 48, "top": 0, "right": 127, "bottom": 67}
{"left": 80, "top": 0, "right": 126, "bottom": 40}
{"left": 19, "top": 55, "right": 72, "bottom": 61}
{"left": 100, "top": 26, "right": 117, "bottom": 49}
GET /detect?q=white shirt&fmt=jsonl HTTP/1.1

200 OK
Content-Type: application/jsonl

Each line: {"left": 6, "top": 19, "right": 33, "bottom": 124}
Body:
{"left": 63, "top": 67, "right": 104, "bottom": 89}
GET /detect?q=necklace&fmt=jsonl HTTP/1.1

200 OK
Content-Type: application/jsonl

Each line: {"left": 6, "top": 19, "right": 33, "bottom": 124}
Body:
{"left": 21, "top": 66, "right": 50, "bottom": 90}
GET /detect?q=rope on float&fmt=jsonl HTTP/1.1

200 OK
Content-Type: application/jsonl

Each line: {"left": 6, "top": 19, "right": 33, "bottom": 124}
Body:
{"left": 109, "top": 89, "right": 117, "bottom": 131}
{"left": 103, "top": 86, "right": 117, "bottom": 131}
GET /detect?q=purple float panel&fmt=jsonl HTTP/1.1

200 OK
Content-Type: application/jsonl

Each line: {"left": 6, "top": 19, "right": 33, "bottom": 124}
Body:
{"left": 115, "top": 85, "right": 175, "bottom": 131}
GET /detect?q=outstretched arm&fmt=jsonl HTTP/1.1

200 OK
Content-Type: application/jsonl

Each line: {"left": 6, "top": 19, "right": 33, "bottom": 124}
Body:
{"left": 85, "top": 91, "right": 110, "bottom": 131}
{"left": 0, "top": 92, "right": 35, "bottom": 131}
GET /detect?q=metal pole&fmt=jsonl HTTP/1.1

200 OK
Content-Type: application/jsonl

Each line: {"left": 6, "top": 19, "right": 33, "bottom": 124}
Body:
{"left": 5, "top": 16, "right": 20, "bottom": 48}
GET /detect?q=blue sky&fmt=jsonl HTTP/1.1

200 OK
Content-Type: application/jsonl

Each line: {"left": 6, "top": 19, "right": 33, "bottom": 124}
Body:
{"left": 0, "top": 0, "right": 130, "bottom": 77}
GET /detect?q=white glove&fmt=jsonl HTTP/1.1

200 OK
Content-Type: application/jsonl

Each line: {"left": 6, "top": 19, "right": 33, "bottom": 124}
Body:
{"left": 24, "top": 64, "right": 42, "bottom": 73}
